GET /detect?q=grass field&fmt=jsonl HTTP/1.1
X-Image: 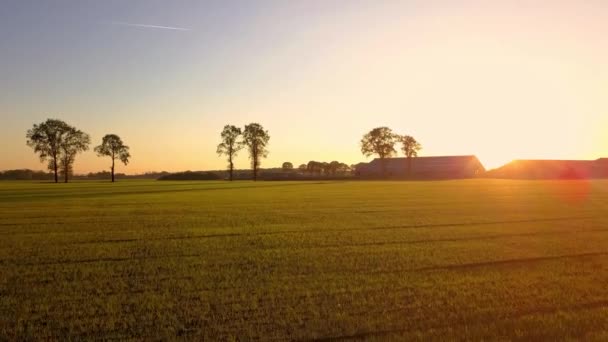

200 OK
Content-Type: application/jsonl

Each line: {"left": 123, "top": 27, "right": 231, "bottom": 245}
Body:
{"left": 2, "top": 179, "right": 608, "bottom": 340}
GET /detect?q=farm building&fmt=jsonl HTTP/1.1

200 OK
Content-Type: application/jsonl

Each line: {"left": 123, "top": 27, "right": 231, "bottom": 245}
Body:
{"left": 485, "top": 158, "right": 608, "bottom": 179}
{"left": 596, "top": 158, "right": 608, "bottom": 177}
{"left": 355, "top": 155, "right": 485, "bottom": 179}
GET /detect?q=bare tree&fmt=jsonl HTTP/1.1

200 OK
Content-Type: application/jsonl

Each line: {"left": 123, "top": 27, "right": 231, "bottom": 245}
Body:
{"left": 242, "top": 123, "right": 270, "bottom": 181}
{"left": 217, "top": 125, "right": 243, "bottom": 181}
{"left": 360, "top": 127, "right": 398, "bottom": 176}
{"left": 399, "top": 135, "right": 422, "bottom": 176}
{"left": 94, "top": 134, "right": 131, "bottom": 182}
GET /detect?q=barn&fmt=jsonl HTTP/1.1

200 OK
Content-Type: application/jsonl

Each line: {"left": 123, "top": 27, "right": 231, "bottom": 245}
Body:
{"left": 485, "top": 158, "right": 608, "bottom": 179}
{"left": 355, "top": 155, "right": 485, "bottom": 179}
{"left": 595, "top": 159, "right": 608, "bottom": 178}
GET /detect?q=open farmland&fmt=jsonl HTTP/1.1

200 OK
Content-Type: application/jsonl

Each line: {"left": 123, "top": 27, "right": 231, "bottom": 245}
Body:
{"left": 2, "top": 180, "right": 608, "bottom": 340}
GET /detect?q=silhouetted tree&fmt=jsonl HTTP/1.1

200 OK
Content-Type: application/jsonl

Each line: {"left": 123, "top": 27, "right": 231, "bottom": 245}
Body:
{"left": 361, "top": 127, "right": 398, "bottom": 175}
{"left": 298, "top": 164, "right": 307, "bottom": 174}
{"left": 282, "top": 162, "right": 293, "bottom": 172}
{"left": 217, "top": 125, "right": 243, "bottom": 181}
{"left": 399, "top": 135, "right": 422, "bottom": 176}
{"left": 338, "top": 163, "right": 351, "bottom": 174}
{"left": 26, "top": 119, "right": 69, "bottom": 183}
{"left": 58, "top": 126, "right": 90, "bottom": 183}
{"left": 307, "top": 161, "right": 315, "bottom": 174}
{"left": 94, "top": 134, "right": 131, "bottom": 182}
{"left": 320, "top": 162, "right": 329, "bottom": 175}
{"left": 242, "top": 123, "right": 270, "bottom": 181}
{"left": 307, "top": 161, "right": 322, "bottom": 175}
{"left": 329, "top": 161, "right": 341, "bottom": 175}
{"left": 26, "top": 119, "right": 89, "bottom": 183}
{"left": 302, "top": 160, "right": 351, "bottom": 177}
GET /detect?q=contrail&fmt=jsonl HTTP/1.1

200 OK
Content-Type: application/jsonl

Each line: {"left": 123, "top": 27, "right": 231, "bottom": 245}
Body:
{"left": 110, "top": 22, "right": 191, "bottom": 31}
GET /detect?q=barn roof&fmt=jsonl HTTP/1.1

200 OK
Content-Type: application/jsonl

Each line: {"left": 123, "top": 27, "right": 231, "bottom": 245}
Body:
{"left": 357, "top": 155, "right": 485, "bottom": 175}
{"left": 367, "top": 155, "right": 483, "bottom": 167}
{"left": 485, "top": 159, "right": 608, "bottom": 179}
{"left": 510, "top": 159, "right": 595, "bottom": 169}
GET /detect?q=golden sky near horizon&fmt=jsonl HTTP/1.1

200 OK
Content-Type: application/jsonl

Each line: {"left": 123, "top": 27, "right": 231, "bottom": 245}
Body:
{"left": 1, "top": 1, "right": 607, "bottom": 174}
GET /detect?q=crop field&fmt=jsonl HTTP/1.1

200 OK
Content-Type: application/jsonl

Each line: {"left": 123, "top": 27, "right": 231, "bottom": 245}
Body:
{"left": 1, "top": 179, "right": 608, "bottom": 340}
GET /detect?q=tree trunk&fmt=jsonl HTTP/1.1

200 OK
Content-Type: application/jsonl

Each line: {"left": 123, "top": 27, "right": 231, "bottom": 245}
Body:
{"left": 253, "top": 159, "right": 258, "bottom": 182}
{"left": 53, "top": 156, "right": 58, "bottom": 183}
{"left": 64, "top": 163, "right": 68, "bottom": 183}
{"left": 252, "top": 147, "right": 258, "bottom": 182}
{"left": 229, "top": 156, "right": 233, "bottom": 181}
{"left": 111, "top": 157, "right": 115, "bottom": 183}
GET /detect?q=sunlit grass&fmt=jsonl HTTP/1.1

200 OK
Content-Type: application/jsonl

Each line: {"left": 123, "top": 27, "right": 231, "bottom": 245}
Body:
{"left": 1, "top": 180, "right": 608, "bottom": 339}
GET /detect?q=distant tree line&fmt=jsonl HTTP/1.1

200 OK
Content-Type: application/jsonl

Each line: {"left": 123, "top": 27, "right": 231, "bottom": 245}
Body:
{"left": 26, "top": 118, "right": 130, "bottom": 183}
{"left": 0, "top": 169, "right": 168, "bottom": 181}
{"left": 158, "top": 171, "right": 222, "bottom": 181}
{"left": 303, "top": 161, "right": 351, "bottom": 175}
{"left": 80, "top": 171, "right": 167, "bottom": 180}
{"left": 23, "top": 119, "right": 422, "bottom": 183}
{"left": 0, "top": 169, "right": 53, "bottom": 181}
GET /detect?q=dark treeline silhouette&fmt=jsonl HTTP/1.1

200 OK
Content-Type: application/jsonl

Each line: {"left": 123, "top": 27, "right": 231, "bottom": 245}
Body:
{"left": 305, "top": 161, "right": 351, "bottom": 176}
{"left": 81, "top": 171, "right": 166, "bottom": 180}
{"left": 0, "top": 169, "right": 166, "bottom": 181}
{"left": 124, "top": 172, "right": 170, "bottom": 179}
{"left": 253, "top": 160, "right": 353, "bottom": 180}
{"left": 26, "top": 119, "right": 132, "bottom": 183}
{"left": 156, "top": 164, "right": 356, "bottom": 181}
{"left": 0, "top": 169, "right": 53, "bottom": 180}
{"left": 282, "top": 162, "right": 293, "bottom": 172}
{"left": 254, "top": 162, "right": 353, "bottom": 181}
{"left": 158, "top": 171, "right": 222, "bottom": 181}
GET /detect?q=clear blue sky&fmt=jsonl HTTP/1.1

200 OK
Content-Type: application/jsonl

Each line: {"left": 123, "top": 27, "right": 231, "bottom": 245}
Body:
{"left": 2, "top": 1, "right": 607, "bottom": 173}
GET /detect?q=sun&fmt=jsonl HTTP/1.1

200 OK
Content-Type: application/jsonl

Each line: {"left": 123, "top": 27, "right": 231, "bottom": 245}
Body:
{"left": 476, "top": 153, "right": 516, "bottom": 171}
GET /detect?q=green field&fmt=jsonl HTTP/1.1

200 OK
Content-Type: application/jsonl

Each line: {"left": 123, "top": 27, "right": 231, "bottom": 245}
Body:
{"left": 2, "top": 180, "right": 608, "bottom": 340}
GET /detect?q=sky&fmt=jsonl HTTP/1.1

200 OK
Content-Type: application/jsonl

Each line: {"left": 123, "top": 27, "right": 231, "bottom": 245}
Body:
{"left": 1, "top": 0, "right": 607, "bottom": 174}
